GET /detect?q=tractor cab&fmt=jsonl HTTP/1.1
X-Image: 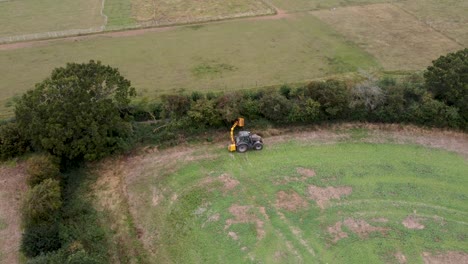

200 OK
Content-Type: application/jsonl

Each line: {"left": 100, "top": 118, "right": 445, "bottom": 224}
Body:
{"left": 236, "top": 131, "right": 252, "bottom": 144}
{"left": 228, "top": 118, "right": 264, "bottom": 153}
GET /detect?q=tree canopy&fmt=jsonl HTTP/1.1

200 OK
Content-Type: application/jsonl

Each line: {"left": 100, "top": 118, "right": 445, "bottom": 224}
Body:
{"left": 424, "top": 48, "right": 467, "bottom": 121}
{"left": 15, "top": 60, "right": 136, "bottom": 161}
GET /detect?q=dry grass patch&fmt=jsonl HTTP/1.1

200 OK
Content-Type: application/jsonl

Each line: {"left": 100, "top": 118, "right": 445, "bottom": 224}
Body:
{"left": 225, "top": 204, "right": 269, "bottom": 240}
{"left": 395, "top": 0, "right": 468, "bottom": 46}
{"left": 311, "top": 3, "right": 462, "bottom": 70}
{"left": 342, "top": 218, "right": 388, "bottom": 238}
{"left": 0, "top": 163, "right": 27, "bottom": 264}
{"left": 200, "top": 173, "right": 239, "bottom": 194}
{"left": 402, "top": 215, "right": 425, "bottom": 230}
{"left": 92, "top": 158, "right": 147, "bottom": 263}
{"left": 131, "top": 0, "right": 274, "bottom": 25}
{"left": 307, "top": 185, "right": 352, "bottom": 209}
{"left": 296, "top": 167, "right": 316, "bottom": 178}
{"left": 327, "top": 221, "right": 348, "bottom": 243}
{"left": 422, "top": 251, "right": 468, "bottom": 264}
{"left": 275, "top": 191, "right": 308, "bottom": 212}
{"left": 327, "top": 218, "right": 388, "bottom": 243}
{"left": 395, "top": 251, "right": 407, "bottom": 264}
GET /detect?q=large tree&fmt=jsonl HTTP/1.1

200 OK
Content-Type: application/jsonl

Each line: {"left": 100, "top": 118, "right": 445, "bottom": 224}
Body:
{"left": 15, "top": 61, "right": 136, "bottom": 161}
{"left": 424, "top": 48, "right": 467, "bottom": 122}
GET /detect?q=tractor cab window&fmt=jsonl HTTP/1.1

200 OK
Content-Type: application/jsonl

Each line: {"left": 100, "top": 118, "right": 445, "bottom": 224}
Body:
{"left": 236, "top": 131, "right": 251, "bottom": 144}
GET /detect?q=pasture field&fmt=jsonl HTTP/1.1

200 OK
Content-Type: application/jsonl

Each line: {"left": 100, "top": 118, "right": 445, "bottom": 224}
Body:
{"left": 0, "top": 0, "right": 105, "bottom": 39}
{"left": 105, "top": 0, "right": 274, "bottom": 29}
{"left": 131, "top": 0, "right": 274, "bottom": 25}
{"left": 394, "top": 0, "right": 468, "bottom": 46}
{"left": 0, "top": 13, "right": 379, "bottom": 118}
{"left": 311, "top": 4, "right": 462, "bottom": 71}
{"left": 269, "top": 0, "right": 389, "bottom": 12}
{"left": 94, "top": 127, "right": 468, "bottom": 263}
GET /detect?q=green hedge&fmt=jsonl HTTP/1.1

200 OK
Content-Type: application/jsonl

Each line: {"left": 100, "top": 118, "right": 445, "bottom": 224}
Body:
{"left": 131, "top": 75, "right": 465, "bottom": 137}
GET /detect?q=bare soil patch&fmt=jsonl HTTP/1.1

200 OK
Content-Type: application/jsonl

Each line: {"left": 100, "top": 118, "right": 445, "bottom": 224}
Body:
{"left": 402, "top": 215, "right": 425, "bottom": 230}
{"left": 273, "top": 167, "right": 316, "bottom": 185}
{"left": 371, "top": 217, "right": 388, "bottom": 223}
{"left": 200, "top": 173, "right": 239, "bottom": 194}
{"left": 275, "top": 191, "right": 308, "bottom": 212}
{"left": 327, "top": 221, "right": 348, "bottom": 243}
{"left": 306, "top": 185, "right": 352, "bottom": 209}
{"left": 395, "top": 251, "right": 407, "bottom": 264}
{"left": 422, "top": 251, "right": 468, "bottom": 264}
{"left": 296, "top": 167, "right": 316, "bottom": 178}
{"left": 343, "top": 218, "right": 388, "bottom": 238}
{"left": 0, "top": 163, "right": 27, "bottom": 264}
{"left": 225, "top": 204, "right": 269, "bottom": 240}
{"left": 328, "top": 218, "right": 388, "bottom": 243}
{"left": 228, "top": 231, "right": 239, "bottom": 240}
{"left": 311, "top": 3, "right": 462, "bottom": 70}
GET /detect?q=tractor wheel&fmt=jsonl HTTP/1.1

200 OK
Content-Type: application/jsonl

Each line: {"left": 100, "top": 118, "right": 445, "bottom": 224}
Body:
{"left": 253, "top": 142, "right": 263, "bottom": 151}
{"left": 237, "top": 144, "right": 248, "bottom": 153}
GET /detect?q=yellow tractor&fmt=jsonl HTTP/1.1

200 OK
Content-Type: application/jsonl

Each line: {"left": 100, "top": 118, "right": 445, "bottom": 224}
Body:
{"left": 228, "top": 118, "right": 264, "bottom": 153}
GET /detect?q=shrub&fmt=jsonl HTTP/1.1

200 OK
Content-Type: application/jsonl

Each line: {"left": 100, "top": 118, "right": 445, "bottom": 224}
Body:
{"left": 305, "top": 80, "right": 351, "bottom": 119}
{"left": 21, "top": 223, "right": 61, "bottom": 258}
{"left": 0, "top": 122, "right": 30, "bottom": 160}
{"left": 215, "top": 92, "right": 242, "bottom": 123}
{"left": 22, "top": 179, "right": 62, "bottom": 226}
{"left": 187, "top": 99, "right": 222, "bottom": 128}
{"left": 288, "top": 98, "right": 321, "bottom": 123}
{"left": 411, "top": 94, "right": 462, "bottom": 128}
{"left": 160, "top": 94, "right": 190, "bottom": 118}
{"left": 240, "top": 97, "right": 261, "bottom": 120}
{"left": 26, "top": 154, "right": 60, "bottom": 187}
{"left": 258, "top": 91, "right": 291, "bottom": 122}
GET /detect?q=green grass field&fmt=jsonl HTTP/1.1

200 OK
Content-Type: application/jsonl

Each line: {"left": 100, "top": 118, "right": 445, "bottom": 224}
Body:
{"left": 0, "top": 14, "right": 379, "bottom": 118}
{"left": 0, "top": 0, "right": 105, "bottom": 38}
{"left": 113, "top": 134, "right": 468, "bottom": 263}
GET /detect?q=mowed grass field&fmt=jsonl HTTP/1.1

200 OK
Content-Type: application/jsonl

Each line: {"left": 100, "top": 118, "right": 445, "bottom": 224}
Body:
{"left": 311, "top": 4, "right": 462, "bottom": 70}
{"left": 394, "top": 0, "right": 468, "bottom": 46}
{"left": 94, "top": 129, "right": 468, "bottom": 263}
{"left": 0, "top": 14, "right": 379, "bottom": 118}
{"left": 131, "top": 0, "right": 274, "bottom": 24}
{"left": 0, "top": 0, "right": 273, "bottom": 39}
{"left": 270, "top": 0, "right": 388, "bottom": 11}
{"left": 0, "top": 0, "right": 105, "bottom": 38}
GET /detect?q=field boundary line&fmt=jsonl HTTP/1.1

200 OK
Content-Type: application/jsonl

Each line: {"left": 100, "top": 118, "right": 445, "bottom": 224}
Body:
{"left": 0, "top": 27, "right": 105, "bottom": 44}
{"left": 0, "top": 3, "right": 277, "bottom": 45}
{"left": 390, "top": 3, "right": 463, "bottom": 47}
{"left": 100, "top": 0, "right": 108, "bottom": 30}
